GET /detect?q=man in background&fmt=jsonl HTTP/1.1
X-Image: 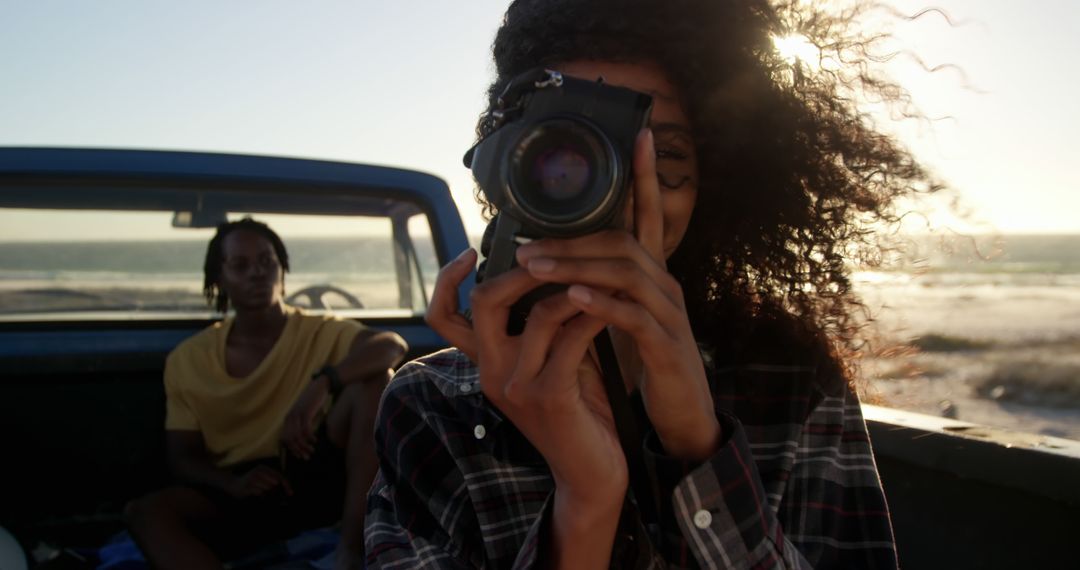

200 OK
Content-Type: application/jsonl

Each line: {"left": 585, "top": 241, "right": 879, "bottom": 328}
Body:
{"left": 125, "top": 218, "right": 405, "bottom": 570}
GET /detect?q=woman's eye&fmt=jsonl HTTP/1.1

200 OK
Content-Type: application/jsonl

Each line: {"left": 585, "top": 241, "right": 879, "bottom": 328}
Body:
{"left": 657, "top": 171, "right": 693, "bottom": 189}
{"left": 656, "top": 147, "right": 688, "bottom": 161}
{"left": 655, "top": 146, "right": 694, "bottom": 189}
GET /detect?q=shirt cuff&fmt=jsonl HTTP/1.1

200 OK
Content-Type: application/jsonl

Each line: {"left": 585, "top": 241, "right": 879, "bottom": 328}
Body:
{"left": 645, "top": 412, "right": 783, "bottom": 565}
{"left": 510, "top": 489, "right": 555, "bottom": 569}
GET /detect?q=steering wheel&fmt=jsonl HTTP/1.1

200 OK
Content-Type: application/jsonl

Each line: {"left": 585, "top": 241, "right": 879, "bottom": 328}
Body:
{"left": 285, "top": 285, "right": 364, "bottom": 310}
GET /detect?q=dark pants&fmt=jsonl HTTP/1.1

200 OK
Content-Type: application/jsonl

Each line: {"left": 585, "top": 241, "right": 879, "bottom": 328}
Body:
{"left": 191, "top": 425, "right": 346, "bottom": 557}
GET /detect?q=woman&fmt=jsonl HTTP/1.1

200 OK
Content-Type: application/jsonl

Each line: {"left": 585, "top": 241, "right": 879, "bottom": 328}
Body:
{"left": 366, "top": 0, "right": 930, "bottom": 567}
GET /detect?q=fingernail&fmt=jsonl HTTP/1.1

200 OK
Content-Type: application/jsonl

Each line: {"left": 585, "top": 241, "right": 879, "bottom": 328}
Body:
{"left": 643, "top": 128, "right": 655, "bottom": 158}
{"left": 528, "top": 258, "right": 555, "bottom": 273}
{"left": 516, "top": 242, "right": 537, "bottom": 260}
{"left": 455, "top": 248, "right": 475, "bottom": 263}
{"left": 567, "top": 285, "right": 592, "bottom": 304}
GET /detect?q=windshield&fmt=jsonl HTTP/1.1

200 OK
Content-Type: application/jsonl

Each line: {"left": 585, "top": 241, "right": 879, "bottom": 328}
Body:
{"left": 0, "top": 207, "right": 438, "bottom": 319}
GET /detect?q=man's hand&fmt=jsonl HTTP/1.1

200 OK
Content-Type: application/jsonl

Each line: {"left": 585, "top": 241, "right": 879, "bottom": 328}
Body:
{"left": 281, "top": 377, "right": 329, "bottom": 460}
{"left": 226, "top": 464, "right": 292, "bottom": 499}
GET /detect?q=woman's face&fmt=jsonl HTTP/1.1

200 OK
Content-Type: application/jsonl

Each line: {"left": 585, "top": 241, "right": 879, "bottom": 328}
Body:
{"left": 553, "top": 60, "right": 699, "bottom": 259}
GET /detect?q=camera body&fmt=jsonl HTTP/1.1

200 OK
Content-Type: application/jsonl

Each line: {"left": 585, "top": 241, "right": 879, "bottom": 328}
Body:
{"left": 467, "top": 69, "right": 653, "bottom": 331}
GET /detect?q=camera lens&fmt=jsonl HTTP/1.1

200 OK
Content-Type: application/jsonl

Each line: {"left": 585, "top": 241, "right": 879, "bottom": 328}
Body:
{"left": 533, "top": 147, "right": 590, "bottom": 201}
{"left": 509, "top": 118, "right": 618, "bottom": 231}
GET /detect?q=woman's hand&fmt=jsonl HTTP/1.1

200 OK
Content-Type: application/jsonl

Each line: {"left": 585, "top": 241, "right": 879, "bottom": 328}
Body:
{"left": 515, "top": 129, "right": 722, "bottom": 461}
{"left": 427, "top": 246, "right": 629, "bottom": 496}
{"left": 281, "top": 379, "right": 328, "bottom": 460}
{"left": 426, "top": 247, "right": 629, "bottom": 566}
{"left": 425, "top": 247, "right": 480, "bottom": 361}
{"left": 472, "top": 267, "right": 629, "bottom": 500}
{"left": 473, "top": 266, "right": 628, "bottom": 567}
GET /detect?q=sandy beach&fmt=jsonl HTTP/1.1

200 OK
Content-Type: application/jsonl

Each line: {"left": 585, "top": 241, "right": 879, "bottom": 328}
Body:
{"left": 855, "top": 274, "right": 1080, "bottom": 440}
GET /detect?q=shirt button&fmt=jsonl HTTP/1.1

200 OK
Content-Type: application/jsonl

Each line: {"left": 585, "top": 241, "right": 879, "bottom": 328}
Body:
{"left": 459, "top": 383, "right": 473, "bottom": 393}
{"left": 693, "top": 509, "right": 713, "bottom": 529}
{"left": 473, "top": 425, "right": 487, "bottom": 439}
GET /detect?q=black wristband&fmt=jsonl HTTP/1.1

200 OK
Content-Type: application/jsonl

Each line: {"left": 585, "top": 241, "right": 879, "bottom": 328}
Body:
{"left": 313, "top": 365, "right": 343, "bottom": 395}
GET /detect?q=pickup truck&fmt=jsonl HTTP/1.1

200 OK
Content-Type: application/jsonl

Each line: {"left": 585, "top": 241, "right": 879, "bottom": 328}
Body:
{"left": 0, "top": 147, "right": 470, "bottom": 567}
{"left": 1, "top": 148, "right": 1077, "bottom": 568}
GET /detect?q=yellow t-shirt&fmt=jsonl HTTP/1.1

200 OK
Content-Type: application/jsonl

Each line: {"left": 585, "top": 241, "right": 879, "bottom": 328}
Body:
{"left": 164, "top": 306, "right": 363, "bottom": 467}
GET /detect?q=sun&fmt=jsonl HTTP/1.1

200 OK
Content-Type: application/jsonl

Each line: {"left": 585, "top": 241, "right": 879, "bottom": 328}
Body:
{"left": 773, "top": 34, "right": 820, "bottom": 67}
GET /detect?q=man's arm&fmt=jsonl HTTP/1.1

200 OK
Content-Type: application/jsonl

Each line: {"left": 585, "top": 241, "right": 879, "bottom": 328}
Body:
{"left": 283, "top": 328, "right": 407, "bottom": 459}
{"left": 322, "top": 329, "right": 408, "bottom": 388}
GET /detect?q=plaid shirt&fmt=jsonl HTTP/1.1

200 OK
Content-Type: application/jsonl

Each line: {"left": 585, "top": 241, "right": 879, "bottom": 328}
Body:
{"left": 365, "top": 348, "right": 897, "bottom": 569}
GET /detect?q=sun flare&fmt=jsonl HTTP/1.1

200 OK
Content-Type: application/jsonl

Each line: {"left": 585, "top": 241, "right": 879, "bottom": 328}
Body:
{"left": 773, "top": 34, "right": 820, "bottom": 66}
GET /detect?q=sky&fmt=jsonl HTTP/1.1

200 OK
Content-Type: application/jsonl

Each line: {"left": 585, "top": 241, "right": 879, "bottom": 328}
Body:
{"left": 0, "top": 0, "right": 1077, "bottom": 238}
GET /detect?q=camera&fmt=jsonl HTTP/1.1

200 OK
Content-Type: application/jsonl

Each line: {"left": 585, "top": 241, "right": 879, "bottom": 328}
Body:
{"left": 465, "top": 69, "right": 653, "bottom": 332}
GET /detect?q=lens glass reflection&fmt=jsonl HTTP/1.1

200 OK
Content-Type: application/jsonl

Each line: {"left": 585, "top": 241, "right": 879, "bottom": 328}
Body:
{"left": 532, "top": 147, "right": 590, "bottom": 200}
{"left": 510, "top": 118, "right": 616, "bottom": 229}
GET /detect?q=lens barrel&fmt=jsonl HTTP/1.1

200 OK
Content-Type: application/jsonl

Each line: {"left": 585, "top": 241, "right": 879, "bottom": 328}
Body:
{"left": 468, "top": 71, "right": 652, "bottom": 240}
{"left": 508, "top": 118, "right": 619, "bottom": 230}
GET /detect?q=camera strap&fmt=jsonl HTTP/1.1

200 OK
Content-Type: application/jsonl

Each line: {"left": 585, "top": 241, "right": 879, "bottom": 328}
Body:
{"left": 593, "top": 329, "right": 659, "bottom": 528}
{"left": 463, "top": 68, "right": 564, "bottom": 168}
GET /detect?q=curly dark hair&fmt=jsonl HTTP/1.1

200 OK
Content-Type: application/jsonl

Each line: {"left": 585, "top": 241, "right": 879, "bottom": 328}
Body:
{"left": 475, "top": 0, "right": 943, "bottom": 387}
{"left": 203, "top": 217, "right": 290, "bottom": 313}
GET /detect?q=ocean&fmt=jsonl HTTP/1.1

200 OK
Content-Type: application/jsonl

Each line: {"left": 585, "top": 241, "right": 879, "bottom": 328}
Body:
{"left": 0, "top": 237, "right": 439, "bottom": 314}
{"left": 2, "top": 233, "right": 1080, "bottom": 330}
{"left": 850, "top": 234, "right": 1080, "bottom": 343}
